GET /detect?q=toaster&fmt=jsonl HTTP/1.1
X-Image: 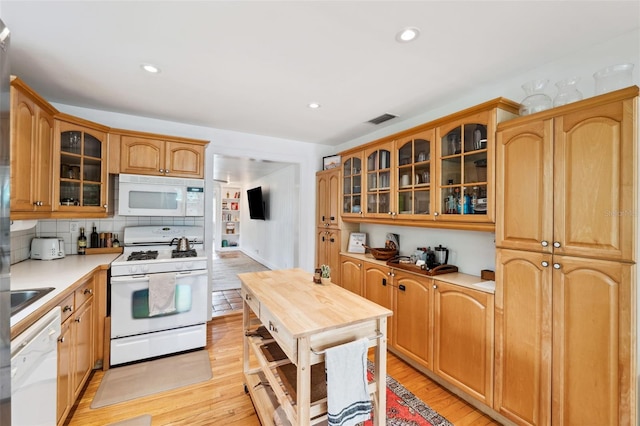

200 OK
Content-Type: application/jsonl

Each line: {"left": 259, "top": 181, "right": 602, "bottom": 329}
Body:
{"left": 31, "top": 237, "right": 65, "bottom": 260}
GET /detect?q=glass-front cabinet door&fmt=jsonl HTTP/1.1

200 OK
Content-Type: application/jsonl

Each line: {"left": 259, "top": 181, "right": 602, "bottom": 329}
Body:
{"left": 364, "top": 141, "right": 393, "bottom": 218}
{"left": 395, "top": 130, "right": 434, "bottom": 218}
{"left": 55, "top": 119, "right": 108, "bottom": 214}
{"left": 342, "top": 152, "right": 363, "bottom": 217}
{"left": 437, "top": 112, "right": 490, "bottom": 221}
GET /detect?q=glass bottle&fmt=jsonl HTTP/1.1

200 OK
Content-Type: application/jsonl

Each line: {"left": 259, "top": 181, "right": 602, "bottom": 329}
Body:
{"left": 77, "top": 227, "right": 87, "bottom": 255}
{"left": 90, "top": 223, "right": 99, "bottom": 248}
{"left": 519, "top": 79, "right": 552, "bottom": 116}
{"left": 112, "top": 234, "right": 120, "bottom": 248}
{"left": 553, "top": 77, "right": 583, "bottom": 107}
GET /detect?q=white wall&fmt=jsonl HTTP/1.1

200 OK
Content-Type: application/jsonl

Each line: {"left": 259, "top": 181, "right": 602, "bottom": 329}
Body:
{"left": 239, "top": 165, "right": 299, "bottom": 270}
{"left": 360, "top": 224, "right": 495, "bottom": 276}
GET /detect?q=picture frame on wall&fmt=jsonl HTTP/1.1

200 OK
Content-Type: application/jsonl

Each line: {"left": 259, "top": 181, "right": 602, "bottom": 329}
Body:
{"left": 348, "top": 232, "right": 367, "bottom": 253}
{"left": 323, "top": 155, "right": 341, "bottom": 170}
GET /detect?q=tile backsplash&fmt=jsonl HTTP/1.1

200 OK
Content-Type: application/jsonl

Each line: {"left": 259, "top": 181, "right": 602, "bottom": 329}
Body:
{"left": 10, "top": 216, "right": 205, "bottom": 264}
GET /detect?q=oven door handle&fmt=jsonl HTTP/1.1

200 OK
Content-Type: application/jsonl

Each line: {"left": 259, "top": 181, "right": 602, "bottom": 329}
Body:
{"left": 110, "top": 270, "right": 208, "bottom": 283}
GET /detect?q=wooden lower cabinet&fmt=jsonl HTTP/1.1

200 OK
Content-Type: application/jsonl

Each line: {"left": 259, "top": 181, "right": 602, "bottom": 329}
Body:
{"left": 495, "top": 249, "right": 635, "bottom": 426}
{"left": 433, "top": 280, "right": 494, "bottom": 406}
{"left": 339, "top": 255, "right": 363, "bottom": 295}
{"left": 363, "top": 262, "right": 394, "bottom": 343}
{"left": 57, "top": 275, "right": 96, "bottom": 426}
{"left": 56, "top": 317, "right": 73, "bottom": 426}
{"left": 393, "top": 271, "right": 432, "bottom": 370}
{"left": 316, "top": 228, "right": 341, "bottom": 285}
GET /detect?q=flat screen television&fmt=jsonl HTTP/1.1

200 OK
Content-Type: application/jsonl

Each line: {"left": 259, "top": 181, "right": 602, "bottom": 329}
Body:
{"left": 247, "top": 186, "right": 266, "bottom": 220}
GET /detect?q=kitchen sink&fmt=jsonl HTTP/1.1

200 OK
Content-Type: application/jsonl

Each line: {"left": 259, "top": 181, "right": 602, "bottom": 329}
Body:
{"left": 10, "top": 287, "right": 55, "bottom": 316}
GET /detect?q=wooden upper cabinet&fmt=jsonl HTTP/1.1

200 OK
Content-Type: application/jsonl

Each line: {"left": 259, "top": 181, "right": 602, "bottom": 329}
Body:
{"left": 496, "top": 88, "right": 637, "bottom": 262}
{"left": 553, "top": 98, "right": 635, "bottom": 261}
{"left": 395, "top": 130, "right": 434, "bottom": 219}
{"left": 363, "top": 140, "right": 394, "bottom": 218}
{"left": 10, "top": 78, "right": 57, "bottom": 217}
{"left": 341, "top": 151, "right": 363, "bottom": 218}
{"left": 53, "top": 116, "right": 109, "bottom": 216}
{"left": 496, "top": 119, "right": 554, "bottom": 252}
{"left": 119, "top": 133, "right": 206, "bottom": 179}
{"left": 316, "top": 168, "right": 340, "bottom": 228}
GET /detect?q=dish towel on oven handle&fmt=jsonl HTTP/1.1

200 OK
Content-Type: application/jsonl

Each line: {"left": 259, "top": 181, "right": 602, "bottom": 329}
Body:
{"left": 148, "top": 272, "right": 177, "bottom": 316}
{"left": 325, "top": 337, "right": 372, "bottom": 426}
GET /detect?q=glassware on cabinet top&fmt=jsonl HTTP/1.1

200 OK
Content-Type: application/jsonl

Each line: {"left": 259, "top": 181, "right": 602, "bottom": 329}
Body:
{"left": 553, "top": 77, "right": 583, "bottom": 107}
{"left": 519, "top": 79, "right": 553, "bottom": 116}
{"left": 593, "top": 63, "right": 634, "bottom": 95}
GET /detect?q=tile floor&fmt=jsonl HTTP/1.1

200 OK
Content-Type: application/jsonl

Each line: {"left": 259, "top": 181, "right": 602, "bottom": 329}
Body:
{"left": 211, "top": 289, "right": 243, "bottom": 317}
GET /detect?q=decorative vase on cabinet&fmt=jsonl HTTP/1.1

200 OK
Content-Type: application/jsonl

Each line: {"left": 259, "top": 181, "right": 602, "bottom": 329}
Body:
{"left": 519, "top": 79, "right": 553, "bottom": 115}
{"left": 553, "top": 77, "right": 583, "bottom": 107}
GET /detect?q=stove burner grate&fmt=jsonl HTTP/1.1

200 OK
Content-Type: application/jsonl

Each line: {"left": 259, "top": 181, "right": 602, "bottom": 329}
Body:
{"left": 171, "top": 249, "right": 198, "bottom": 258}
{"left": 127, "top": 250, "right": 159, "bottom": 261}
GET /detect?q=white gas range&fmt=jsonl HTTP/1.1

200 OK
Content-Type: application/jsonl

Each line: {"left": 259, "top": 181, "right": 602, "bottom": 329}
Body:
{"left": 110, "top": 225, "right": 209, "bottom": 366}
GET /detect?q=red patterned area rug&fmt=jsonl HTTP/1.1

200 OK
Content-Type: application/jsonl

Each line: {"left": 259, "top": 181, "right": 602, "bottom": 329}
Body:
{"left": 363, "top": 361, "right": 452, "bottom": 426}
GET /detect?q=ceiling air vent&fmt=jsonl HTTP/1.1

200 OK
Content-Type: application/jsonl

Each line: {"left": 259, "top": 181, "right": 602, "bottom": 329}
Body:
{"left": 367, "top": 113, "right": 397, "bottom": 125}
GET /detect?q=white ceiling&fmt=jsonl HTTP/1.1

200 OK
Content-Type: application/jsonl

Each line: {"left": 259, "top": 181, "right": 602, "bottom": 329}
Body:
{"left": 2, "top": 1, "right": 639, "bottom": 182}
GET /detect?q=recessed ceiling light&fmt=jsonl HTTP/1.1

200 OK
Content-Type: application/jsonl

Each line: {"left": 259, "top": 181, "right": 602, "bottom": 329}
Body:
{"left": 141, "top": 63, "right": 160, "bottom": 74}
{"left": 396, "top": 27, "right": 420, "bottom": 43}
{"left": 308, "top": 102, "right": 321, "bottom": 109}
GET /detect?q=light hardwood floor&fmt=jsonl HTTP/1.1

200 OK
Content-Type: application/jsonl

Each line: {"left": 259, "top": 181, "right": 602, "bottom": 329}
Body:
{"left": 66, "top": 313, "right": 500, "bottom": 425}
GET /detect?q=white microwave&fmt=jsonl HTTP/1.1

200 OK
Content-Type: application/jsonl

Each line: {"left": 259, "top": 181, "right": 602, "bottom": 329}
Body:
{"left": 118, "top": 174, "right": 205, "bottom": 217}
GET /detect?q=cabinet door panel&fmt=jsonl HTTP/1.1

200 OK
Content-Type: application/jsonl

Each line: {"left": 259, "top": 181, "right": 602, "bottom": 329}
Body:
{"left": 434, "top": 281, "right": 493, "bottom": 405}
{"left": 166, "top": 141, "right": 204, "bottom": 178}
{"left": 339, "top": 256, "right": 362, "bottom": 295}
{"left": 496, "top": 119, "right": 553, "bottom": 252}
{"left": 57, "top": 320, "right": 72, "bottom": 424}
{"left": 494, "top": 249, "right": 552, "bottom": 426}
{"left": 35, "top": 110, "right": 54, "bottom": 211}
{"left": 73, "top": 301, "right": 94, "bottom": 398}
{"left": 393, "top": 272, "right": 431, "bottom": 369}
{"left": 363, "top": 262, "right": 393, "bottom": 343}
{"left": 553, "top": 99, "right": 635, "bottom": 261}
{"left": 120, "top": 136, "right": 163, "bottom": 175}
{"left": 327, "top": 170, "right": 340, "bottom": 227}
{"left": 552, "top": 256, "right": 632, "bottom": 425}
{"left": 10, "top": 91, "right": 36, "bottom": 211}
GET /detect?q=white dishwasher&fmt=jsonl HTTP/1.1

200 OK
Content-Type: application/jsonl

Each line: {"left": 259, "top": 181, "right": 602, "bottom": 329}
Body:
{"left": 11, "top": 307, "right": 61, "bottom": 426}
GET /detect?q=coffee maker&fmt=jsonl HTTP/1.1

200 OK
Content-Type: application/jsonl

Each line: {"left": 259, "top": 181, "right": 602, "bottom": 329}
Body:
{"left": 434, "top": 245, "right": 449, "bottom": 266}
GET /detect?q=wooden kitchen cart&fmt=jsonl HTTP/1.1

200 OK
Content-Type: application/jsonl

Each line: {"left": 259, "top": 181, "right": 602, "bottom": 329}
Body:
{"left": 239, "top": 269, "right": 392, "bottom": 426}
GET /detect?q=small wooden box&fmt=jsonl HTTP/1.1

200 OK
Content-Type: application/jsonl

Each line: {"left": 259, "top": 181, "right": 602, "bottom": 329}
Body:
{"left": 481, "top": 269, "right": 495, "bottom": 280}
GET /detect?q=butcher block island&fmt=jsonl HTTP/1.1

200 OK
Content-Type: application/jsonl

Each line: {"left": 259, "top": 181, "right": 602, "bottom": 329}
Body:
{"left": 239, "top": 268, "right": 392, "bottom": 426}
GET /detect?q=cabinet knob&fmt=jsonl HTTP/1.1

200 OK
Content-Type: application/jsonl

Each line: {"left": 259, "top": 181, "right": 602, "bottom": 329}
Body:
{"left": 322, "top": 215, "right": 326, "bottom": 222}
{"left": 553, "top": 241, "right": 561, "bottom": 248}
{"left": 329, "top": 238, "right": 335, "bottom": 243}
{"left": 103, "top": 204, "right": 108, "bottom": 209}
{"left": 387, "top": 272, "right": 392, "bottom": 276}
{"left": 330, "top": 216, "right": 335, "bottom": 221}
{"left": 83, "top": 288, "right": 93, "bottom": 295}
{"left": 159, "top": 169, "right": 165, "bottom": 173}
{"left": 358, "top": 263, "right": 362, "bottom": 268}
{"left": 434, "top": 212, "right": 439, "bottom": 217}
{"left": 399, "top": 284, "right": 406, "bottom": 291}
{"left": 388, "top": 212, "right": 392, "bottom": 215}
{"left": 75, "top": 317, "right": 81, "bottom": 323}
{"left": 245, "top": 294, "right": 251, "bottom": 301}
{"left": 58, "top": 336, "right": 65, "bottom": 343}
{"left": 359, "top": 211, "right": 363, "bottom": 216}
{"left": 268, "top": 320, "right": 278, "bottom": 333}
{"left": 165, "top": 169, "right": 170, "bottom": 174}
{"left": 541, "top": 241, "right": 549, "bottom": 247}
{"left": 541, "top": 261, "right": 549, "bottom": 267}
{"left": 553, "top": 263, "right": 561, "bottom": 269}
{"left": 63, "top": 305, "right": 73, "bottom": 313}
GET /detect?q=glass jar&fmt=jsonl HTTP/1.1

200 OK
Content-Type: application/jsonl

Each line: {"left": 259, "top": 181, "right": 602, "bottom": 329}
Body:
{"left": 519, "top": 79, "right": 553, "bottom": 116}
{"left": 553, "top": 77, "right": 583, "bottom": 107}
{"left": 594, "top": 63, "right": 634, "bottom": 95}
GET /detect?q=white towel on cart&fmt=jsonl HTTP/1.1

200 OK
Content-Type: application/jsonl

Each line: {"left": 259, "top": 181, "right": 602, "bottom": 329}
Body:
{"left": 325, "top": 337, "right": 372, "bottom": 426}
{"left": 148, "top": 273, "right": 177, "bottom": 316}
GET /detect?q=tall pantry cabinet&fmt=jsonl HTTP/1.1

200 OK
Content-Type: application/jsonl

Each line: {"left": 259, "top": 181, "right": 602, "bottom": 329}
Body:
{"left": 494, "top": 87, "right": 637, "bottom": 426}
{"left": 316, "top": 168, "right": 357, "bottom": 285}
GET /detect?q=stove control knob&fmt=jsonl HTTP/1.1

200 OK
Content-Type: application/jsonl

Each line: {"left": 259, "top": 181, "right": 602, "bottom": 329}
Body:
{"left": 175, "top": 263, "right": 185, "bottom": 270}
{"left": 185, "top": 261, "right": 194, "bottom": 269}
{"left": 130, "top": 265, "right": 139, "bottom": 274}
{"left": 141, "top": 265, "right": 150, "bottom": 273}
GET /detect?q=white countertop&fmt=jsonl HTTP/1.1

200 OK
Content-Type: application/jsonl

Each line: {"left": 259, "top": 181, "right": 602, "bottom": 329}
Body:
{"left": 10, "top": 254, "right": 120, "bottom": 328}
